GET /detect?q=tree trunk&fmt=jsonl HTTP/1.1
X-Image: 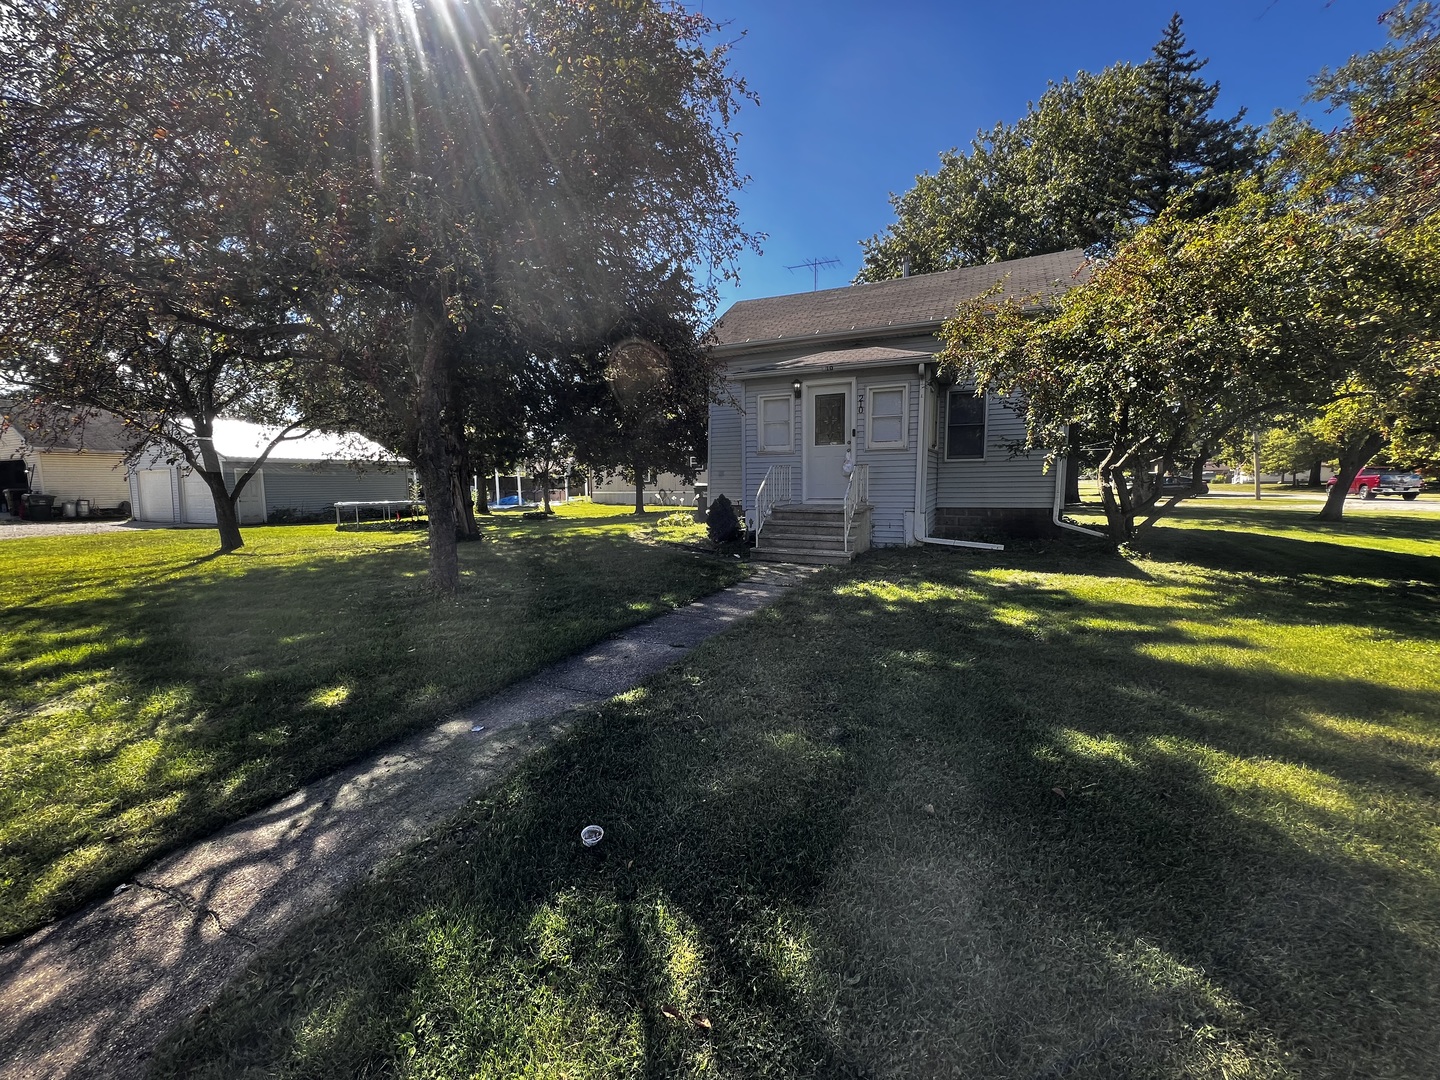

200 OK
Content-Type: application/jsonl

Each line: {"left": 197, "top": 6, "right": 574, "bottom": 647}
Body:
{"left": 1189, "top": 443, "right": 1209, "bottom": 496}
{"left": 541, "top": 476, "right": 552, "bottom": 513}
{"left": 413, "top": 313, "right": 460, "bottom": 592}
{"left": 1317, "top": 432, "right": 1386, "bottom": 523}
{"left": 1307, "top": 459, "right": 1323, "bottom": 488}
{"left": 194, "top": 467, "right": 243, "bottom": 552}
{"left": 1096, "top": 451, "right": 1132, "bottom": 543}
{"left": 446, "top": 401, "right": 480, "bottom": 541}
{"left": 473, "top": 458, "right": 490, "bottom": 515}
{"left": 1065, "top": 424, "right": 1082, "bottom": 504}
{"left": 632, "top": 460, "right": 646, "bottom": 515}
{"left": 193, "top": 433, "right": 244, "bottom": 552}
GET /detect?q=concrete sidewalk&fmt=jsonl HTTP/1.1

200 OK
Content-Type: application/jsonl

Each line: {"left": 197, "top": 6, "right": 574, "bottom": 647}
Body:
{"left": 0, "top": 564, "right": 813, "bottom": 1080}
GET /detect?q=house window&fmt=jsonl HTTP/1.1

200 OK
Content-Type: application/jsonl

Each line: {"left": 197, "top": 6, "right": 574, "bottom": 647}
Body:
{"left": 946, "top": 389, "right": 987, "bottom": 459}
{"left": 867, "top": 385, "right": 908, "bottom": 449}
{"left": 758, "top": 393, "right": 792, "bottom": 453}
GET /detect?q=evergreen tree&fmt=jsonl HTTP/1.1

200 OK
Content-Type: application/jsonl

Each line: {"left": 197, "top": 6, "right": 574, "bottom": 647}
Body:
{"left": 857, "top": 15, "right": 1259, "bottom": 282}
{"left": 1128, "top": 13, "right": 1259, "bottom": 220}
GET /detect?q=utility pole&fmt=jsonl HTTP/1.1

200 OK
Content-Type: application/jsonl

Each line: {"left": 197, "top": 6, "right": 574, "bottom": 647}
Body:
{"left": 1252, "top": 428, "right": 1262, "bottom": 501}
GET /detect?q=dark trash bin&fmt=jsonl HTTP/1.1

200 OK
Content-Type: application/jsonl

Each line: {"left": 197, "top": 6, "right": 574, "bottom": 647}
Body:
{"left": 23, "top": 493, "right": 55, "bottom": 521}
{"left": 2, "top": 488, "right": 26, "bottom": 516}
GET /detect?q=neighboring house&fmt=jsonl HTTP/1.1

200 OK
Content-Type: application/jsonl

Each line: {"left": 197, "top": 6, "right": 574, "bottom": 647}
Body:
{"left": 129, "top": 419, "right": 409, "bottom": 525}
{"left": 707, "top": 249, "right": 1089, "bottom": 563}
{"left": 590, "top": 469, "right": 706, "bottom": 507}
{"left": 0, "top": 405, "right": 132, "bottom": 512}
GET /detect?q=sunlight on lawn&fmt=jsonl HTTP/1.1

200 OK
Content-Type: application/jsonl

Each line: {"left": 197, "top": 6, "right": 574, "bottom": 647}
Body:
{"left": 0, "top": 519, "right": 742, "bottom": 938}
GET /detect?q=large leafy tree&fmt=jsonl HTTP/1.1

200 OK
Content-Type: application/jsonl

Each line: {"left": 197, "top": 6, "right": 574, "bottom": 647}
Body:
{"left": 1294, "top": 1, "right": 1440, "bottom": 230}
{"left": 253, "top": 0, "right": 753, "bottom": 590}
{"left": 1, "top": 0, "right": 754, "bottom": 589}
{"left": 0, "top": 0, "right": 356, "bottom": 550}
{"left": 938, "top": 192, "right": 1437, "bottom": 541}
{"left": 1265, "top": 1, "right": 1440, "bottom": 515}
{"left": 857, "top": 14, "right": 1257, "bottom": 282}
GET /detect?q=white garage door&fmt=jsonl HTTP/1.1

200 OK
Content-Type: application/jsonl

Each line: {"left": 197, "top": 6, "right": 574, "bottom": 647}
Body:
{"left": 135, "top": 469, "right": 175, "bottom": 522}
{"left": 182, "top": 469, "right": 217, "bottom": 524}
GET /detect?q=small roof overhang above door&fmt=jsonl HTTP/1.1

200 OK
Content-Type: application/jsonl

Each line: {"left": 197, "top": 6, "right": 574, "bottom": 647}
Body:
{"left": 733, "top": 345, "right": 931, "bottom": 380}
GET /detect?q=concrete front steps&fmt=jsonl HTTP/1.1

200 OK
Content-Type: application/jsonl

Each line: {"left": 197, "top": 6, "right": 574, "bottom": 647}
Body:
{"left": 752, "top": 504, "right": 871, "bottom": 565}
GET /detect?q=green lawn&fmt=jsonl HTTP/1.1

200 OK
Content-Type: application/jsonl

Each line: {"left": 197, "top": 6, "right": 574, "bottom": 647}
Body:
{"left": 0, "top": 503, "right": 741, "bottom": 940}
{"left": 152, "top": 502, "right": 1439, "bottom": 1079}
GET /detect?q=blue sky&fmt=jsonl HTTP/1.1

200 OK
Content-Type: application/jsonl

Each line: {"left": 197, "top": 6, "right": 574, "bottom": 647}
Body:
{"left": 699, "top": 0, "right": 1396, "bottom": 312}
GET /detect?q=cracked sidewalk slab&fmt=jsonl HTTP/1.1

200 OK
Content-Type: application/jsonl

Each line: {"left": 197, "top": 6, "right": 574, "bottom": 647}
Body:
{"left": 0, "top": 564, "right": 814, "bottom": 1080}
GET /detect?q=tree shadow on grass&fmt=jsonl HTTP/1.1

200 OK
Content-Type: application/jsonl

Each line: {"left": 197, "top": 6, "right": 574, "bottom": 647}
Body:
{"left": 150, "top": 678, "right": 869, "bottom": 1078}
{"left": 1138, "top": 521, "right": 1440, "bottom": 585}
{"left": 0, "top": 530, "right": 741, "bottom": 940}
{"left": 792, "top": 555, "right": 1440, "bottom": 1075}
{"left": 148, "top": 543, "right": 1439, "bottom": 1077}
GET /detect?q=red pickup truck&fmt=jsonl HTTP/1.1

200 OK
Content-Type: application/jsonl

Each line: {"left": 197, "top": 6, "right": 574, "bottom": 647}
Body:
{"left": 1327, "top": 467, "right": 1423, "bottom": 500}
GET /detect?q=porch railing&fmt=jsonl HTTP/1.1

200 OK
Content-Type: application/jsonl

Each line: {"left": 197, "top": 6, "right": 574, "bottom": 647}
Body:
{"left": 843, "top": 463, "right": 869, "bottom": 554}
{"left": 753, "top": 463, "right": 793, "bottom": 545}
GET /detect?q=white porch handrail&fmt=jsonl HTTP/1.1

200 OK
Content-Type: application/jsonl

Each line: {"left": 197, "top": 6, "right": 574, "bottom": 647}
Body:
{"left": 843, "top": 463, "right": 869, "bottom": 553}
{"left": 753, "top": 463, "right": 793, "bottom": 544}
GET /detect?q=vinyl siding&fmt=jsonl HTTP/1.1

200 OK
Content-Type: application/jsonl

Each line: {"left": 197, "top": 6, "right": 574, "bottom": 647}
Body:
{"left": 32, "top": 453, "right": 131, "bottom": 507}
{"left": 707, "top": 393, "right": 743, "bottom": 507}
{"left": 933, "top": 392, "right": 1052, "bottom": 509}
{"left": 239, "top": 461, "right": 409, "bottom": 516}
{"left": 924, "top": 384, "right": 941, "bottom": 533}
{"left": 0, "top": 434, "right": 131, "bottom": 508}
{"left": 853, "top": 369, "right": 922, "bottom": 546}
{"left": 741, "top": 377, "right": 800, "bottom": 520}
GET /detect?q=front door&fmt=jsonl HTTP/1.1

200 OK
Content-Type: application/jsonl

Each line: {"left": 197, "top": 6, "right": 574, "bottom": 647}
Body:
{"left": 803, "top": 380, "right": 853, "bottom": 502}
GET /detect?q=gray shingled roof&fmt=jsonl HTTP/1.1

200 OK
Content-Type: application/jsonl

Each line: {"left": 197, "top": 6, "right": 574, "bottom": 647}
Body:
{"left": 713, "top": 249, "right": 1088, "bottom": 348}
{"left": 2, "top": 406, "right": 132, "bottom": 453}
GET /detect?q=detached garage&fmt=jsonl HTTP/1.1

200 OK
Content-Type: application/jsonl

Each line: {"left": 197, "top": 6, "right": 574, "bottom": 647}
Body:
{"left": 130, "top": 419, "right": 409, "bottom": 524}
{"left": 0, "top": 406, "right": 133, "bottom": 513}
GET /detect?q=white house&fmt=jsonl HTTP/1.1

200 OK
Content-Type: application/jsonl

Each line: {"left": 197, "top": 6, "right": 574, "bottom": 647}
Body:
{"left": 0, "top": 405, "right": 132, "bottom": 514}
{"left": 589, "top": 469, "right": 705, "bottom": 507}
{"left": 706, "top": 250, "right": 1090, "bottom": 563}
{"left": 129, "top": 419, "right": 410, "bottom": 525}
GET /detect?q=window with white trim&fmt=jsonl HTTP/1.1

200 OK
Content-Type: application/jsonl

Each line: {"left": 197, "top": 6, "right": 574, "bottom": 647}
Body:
{"left": 945, "top": 389, "right": 987, "bottom": 459}
{"left": 866, "top": 384, "right": 908, "bottom": 449}
{"left": 757, "top": 393, "right": 793, "bottom": 453}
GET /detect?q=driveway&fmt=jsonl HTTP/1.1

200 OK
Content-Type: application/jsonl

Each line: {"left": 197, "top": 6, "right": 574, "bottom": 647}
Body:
{"left": 0, "top": 516, "right": 151, "bottom": 540}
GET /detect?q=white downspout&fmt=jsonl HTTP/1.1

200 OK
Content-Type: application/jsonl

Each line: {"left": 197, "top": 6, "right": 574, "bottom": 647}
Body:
{"left": 1052, "top": 455, "right": 1106, "bottom": 538}
{"left": 910, "top": 363, "right": 1006, "bottom": 552}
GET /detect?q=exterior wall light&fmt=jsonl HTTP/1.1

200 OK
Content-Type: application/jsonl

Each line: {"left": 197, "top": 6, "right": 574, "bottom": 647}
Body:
{"left": 792, "top": 379, "right": 802, "bottom": 397}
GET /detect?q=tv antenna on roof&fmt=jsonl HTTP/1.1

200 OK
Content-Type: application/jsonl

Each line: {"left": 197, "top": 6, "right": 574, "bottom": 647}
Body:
{"left": 786, "top": 257, "right": 841, "bottom": 291}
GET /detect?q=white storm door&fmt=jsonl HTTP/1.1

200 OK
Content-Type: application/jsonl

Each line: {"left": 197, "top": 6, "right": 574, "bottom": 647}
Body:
{"left": 802, "top": 380, "right": 854, "bottom": 502}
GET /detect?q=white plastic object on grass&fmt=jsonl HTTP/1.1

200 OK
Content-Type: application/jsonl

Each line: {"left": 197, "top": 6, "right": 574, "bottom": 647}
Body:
{"left": 580, "top": 825, "right": 604, "bottom": 847}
